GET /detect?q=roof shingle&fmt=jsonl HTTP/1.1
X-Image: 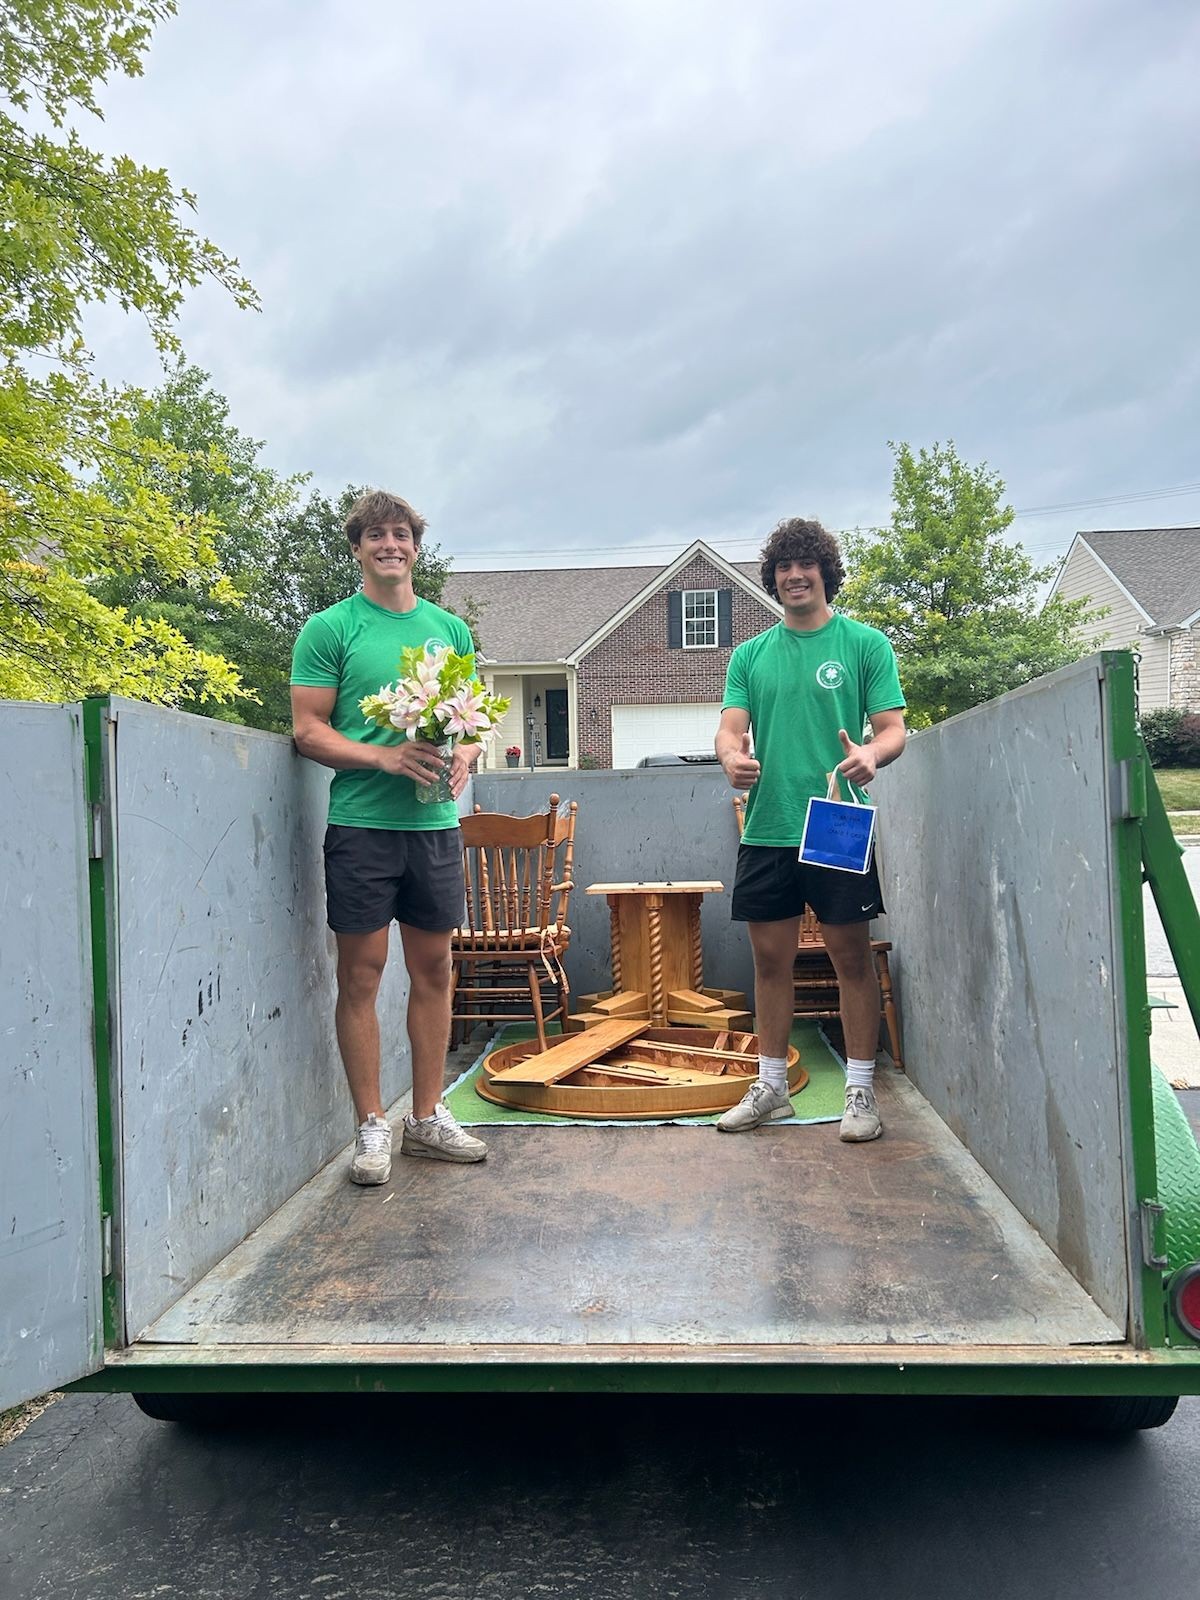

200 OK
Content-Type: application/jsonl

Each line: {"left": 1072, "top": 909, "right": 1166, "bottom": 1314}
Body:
{"left": 1080, "top": 528, "right": 1200, "bottom": 628}
{"left": 442, "top": 557, "right": 766, "bottom": 662}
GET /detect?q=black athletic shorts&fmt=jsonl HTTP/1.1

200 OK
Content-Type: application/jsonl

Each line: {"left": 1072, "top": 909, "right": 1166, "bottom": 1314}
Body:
{"left": 730, "top": 843, "right": 886, "bottom": 926}
{"left": 323, "top": 825, "right": 465, "bottom": 935}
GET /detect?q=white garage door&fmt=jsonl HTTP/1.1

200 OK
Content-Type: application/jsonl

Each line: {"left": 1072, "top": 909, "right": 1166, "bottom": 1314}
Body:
{"left": 611, "top": 703, "right": 722, "bottom": 769}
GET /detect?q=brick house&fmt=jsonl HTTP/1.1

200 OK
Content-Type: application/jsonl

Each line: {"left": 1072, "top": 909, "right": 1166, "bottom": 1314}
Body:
{"left": 441, "top": 540, "right": 782, "bottom": 769}
{"left": 1045, "top": 527, "right": 1200, "bottom": 712}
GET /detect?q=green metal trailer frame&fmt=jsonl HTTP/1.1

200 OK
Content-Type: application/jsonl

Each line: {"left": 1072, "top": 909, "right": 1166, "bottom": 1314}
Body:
{"left": 50, "top": 654, "right": 1200, "bottom": 1398}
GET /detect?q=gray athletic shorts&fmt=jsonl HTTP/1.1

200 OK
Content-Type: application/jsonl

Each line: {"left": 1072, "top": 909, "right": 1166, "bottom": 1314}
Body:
{"left": 323, "top": 825, "right": 465, "bottom": 934}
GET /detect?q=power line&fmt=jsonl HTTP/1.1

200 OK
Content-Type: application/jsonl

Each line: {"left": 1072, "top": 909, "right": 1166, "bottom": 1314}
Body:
{"left": 1012, "top": 481, "right": 1200, "bottom": 517}
{"left": 446, "top": 479, "right": 1200, "bottom": 566}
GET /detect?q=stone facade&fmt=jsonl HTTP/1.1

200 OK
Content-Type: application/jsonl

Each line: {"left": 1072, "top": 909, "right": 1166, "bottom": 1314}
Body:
{"left": 1171, "top": 627, "right": 1200, "bottom": 711}
{"left": 576, "top": 553, "right": 778, "bottom": 768}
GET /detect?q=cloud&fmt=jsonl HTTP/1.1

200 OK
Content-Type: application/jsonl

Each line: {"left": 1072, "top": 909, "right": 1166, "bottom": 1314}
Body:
{"left": 80, "top": 0, "right": 1200, "bottom": 565}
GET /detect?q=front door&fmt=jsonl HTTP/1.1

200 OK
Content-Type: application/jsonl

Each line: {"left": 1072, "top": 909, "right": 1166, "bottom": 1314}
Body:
{"left": 545, "top": 688, "right": 569, "bottom": 760}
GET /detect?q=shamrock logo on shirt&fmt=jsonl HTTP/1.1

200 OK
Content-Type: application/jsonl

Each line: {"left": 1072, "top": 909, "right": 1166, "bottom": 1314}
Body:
{"left": 816, "top": 660, "right": 846, "bottom": 690}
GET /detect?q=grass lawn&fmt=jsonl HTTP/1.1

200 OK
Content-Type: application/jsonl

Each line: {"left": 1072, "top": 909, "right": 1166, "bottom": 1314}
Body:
{"left": 1171, "top": 815, "right": 1200, "bottom": 838}
{"left": 1153, "top": 768, "right": 1200, "bottom": 811}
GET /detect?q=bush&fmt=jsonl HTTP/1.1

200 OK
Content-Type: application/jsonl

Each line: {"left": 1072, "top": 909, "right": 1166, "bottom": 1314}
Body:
{"left": 1140, "top": 707, "right": 1187, "bottom": 766}
{"left": 577, "top": 751, "right": 601, "bottom": 770}
{"left": 1176, "top": 714, "right": 1200, "bottom": 767}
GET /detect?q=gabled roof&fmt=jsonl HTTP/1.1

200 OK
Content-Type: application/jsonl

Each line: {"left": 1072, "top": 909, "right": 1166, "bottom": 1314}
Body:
{"left": 441, "top": 545, "right": 766, "bottom": 664}
{"left": 1051, "top": 527, "right": 1200, "bottom": 629}
{"left": 567, "top": 541, "right": 777, "bottom": 663}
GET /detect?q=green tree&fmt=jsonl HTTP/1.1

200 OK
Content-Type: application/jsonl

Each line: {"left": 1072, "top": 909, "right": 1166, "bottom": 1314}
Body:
{"left": 88, "top": 362, "right": 306, "bottom": 725}
{"left": 1, "top": 1, "right": 257, "bottom": 703}
{"left": 840, "top": 441, "right": 1099, "bottom": 726}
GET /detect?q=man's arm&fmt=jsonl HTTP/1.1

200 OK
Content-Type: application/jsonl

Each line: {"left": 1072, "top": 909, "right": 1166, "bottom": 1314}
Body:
{"left": 448, "top": 739, "right": 482, "bottom": 800}
{"left": 290, "top": 685, "right": 447, "bottom": 784}
{"left": 835, "top": 709, "right": 907, "bottom": 787}
{"left": 715, "top": 707, "right": 760, "bottom": 790}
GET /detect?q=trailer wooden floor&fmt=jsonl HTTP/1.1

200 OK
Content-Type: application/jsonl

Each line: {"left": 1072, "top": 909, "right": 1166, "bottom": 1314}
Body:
{"left": 141, "top": 1069, "right": 1121, "bottom": 1349}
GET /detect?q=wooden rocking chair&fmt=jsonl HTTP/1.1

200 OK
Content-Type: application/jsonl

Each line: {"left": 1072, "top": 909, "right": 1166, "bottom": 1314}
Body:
{"left": 450, "top": 794, "right": 578, "bottom": 1050}
{"left": 732, "top": 793, "right": 903, "bottom": 1067}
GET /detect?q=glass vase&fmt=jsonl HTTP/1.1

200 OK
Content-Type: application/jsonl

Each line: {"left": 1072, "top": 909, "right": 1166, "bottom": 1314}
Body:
{"left": 415, "top": 736, "right": 455, "bottom": 806}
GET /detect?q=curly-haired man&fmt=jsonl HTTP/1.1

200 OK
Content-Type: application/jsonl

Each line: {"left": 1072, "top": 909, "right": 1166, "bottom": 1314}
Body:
{"left": 714, "top": 518, "right": 907, "bottom": 1141}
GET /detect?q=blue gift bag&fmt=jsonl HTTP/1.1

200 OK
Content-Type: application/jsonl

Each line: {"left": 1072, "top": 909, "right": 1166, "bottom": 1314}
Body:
{"left": 798, "top": 771, "right": 877, "bottom": 875}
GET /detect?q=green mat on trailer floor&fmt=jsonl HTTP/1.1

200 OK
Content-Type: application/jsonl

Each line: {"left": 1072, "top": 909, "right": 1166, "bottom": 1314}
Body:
{"left": 444, "top": 1018, "right": 847, "bottom": 1127}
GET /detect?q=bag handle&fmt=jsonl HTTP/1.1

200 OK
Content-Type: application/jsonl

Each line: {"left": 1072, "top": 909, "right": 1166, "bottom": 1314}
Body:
{"left": 825, "top": 768, "right": 866, "bottom": 805}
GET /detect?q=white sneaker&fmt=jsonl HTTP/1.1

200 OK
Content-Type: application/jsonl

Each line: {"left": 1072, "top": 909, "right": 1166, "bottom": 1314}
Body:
{"left": 351, "top": 1113, "right": 393, "bottom": 1184}
{"left": 840, "top": 1084, "right": 882, "bottom": 1142}
{"left": 402, "top": 1102, "right": 488, "bottom": 1163}
{"left": 716, "top": 1079, "right": 793, "bottom": 1133}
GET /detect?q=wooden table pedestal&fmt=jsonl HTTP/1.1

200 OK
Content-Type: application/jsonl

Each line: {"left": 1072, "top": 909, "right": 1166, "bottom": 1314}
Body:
{"left": 569, "top": 881, "right": 751, "bottom": 1032}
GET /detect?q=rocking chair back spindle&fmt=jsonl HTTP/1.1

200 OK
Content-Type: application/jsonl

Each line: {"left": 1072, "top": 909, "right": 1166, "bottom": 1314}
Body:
{"left": 451, "top": 795, "right": 578, "bottom": 1048}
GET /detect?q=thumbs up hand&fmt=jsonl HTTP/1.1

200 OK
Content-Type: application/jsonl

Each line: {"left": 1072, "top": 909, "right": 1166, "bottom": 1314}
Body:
{"left": 722, "top": 730, "right": 761, "bottom": 791}
{"left": 836, "top": 727, "right": 876, "bottom": 787}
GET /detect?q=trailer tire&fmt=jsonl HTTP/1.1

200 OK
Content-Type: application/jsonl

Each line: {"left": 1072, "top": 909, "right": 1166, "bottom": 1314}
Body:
{"left": 131, "top": 1392, "right": 241, "bottom": 1425}
{"left": 1045, "top": 1395, "right": 1179, "bottom": 1434}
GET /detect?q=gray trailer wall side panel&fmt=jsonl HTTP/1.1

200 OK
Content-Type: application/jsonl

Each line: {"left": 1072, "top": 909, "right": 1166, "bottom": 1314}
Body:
{"left": 0, "top": 702, "right": 102, "bottom": 1408}
{"left": 871, "top": 658, "right": 1129, "bottom": 1328}
{"left": 472, "top": 769, "right": 752, "bottom": 1001}
{"left": 111, "top": 701, "right": 411, "bottom": 1338}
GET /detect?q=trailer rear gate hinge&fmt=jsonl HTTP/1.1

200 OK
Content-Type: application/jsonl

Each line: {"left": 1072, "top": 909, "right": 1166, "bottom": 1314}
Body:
{"left": 1139, "top": 1199, "right": 1168, "bottom": 1269}
{"left": 89, "top": 802, "right": 103, "bottom": 859}
{"left": 101, "top": 1214, "right": 112, "bottom": 1277}
{"left": 1114, "top": 758, "right": 1147, "bottom": 821}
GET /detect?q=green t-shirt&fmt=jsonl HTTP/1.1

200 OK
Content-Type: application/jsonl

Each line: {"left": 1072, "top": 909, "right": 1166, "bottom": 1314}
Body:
{"left": 723, "top": 614, "right": 905, "bottom": 847}
{"left": 290, "top": 592, "right": 476, "bottom": 831}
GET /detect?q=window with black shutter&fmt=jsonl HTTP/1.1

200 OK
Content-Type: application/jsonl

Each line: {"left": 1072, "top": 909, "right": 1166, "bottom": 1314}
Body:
{"left": 668, "top": 587, "right": 734, "bottom": 647}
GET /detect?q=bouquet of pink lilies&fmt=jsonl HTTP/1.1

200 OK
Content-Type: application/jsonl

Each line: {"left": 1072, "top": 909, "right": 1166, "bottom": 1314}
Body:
{"left": 360, "top": 643, "right": 510, "bottom": 749}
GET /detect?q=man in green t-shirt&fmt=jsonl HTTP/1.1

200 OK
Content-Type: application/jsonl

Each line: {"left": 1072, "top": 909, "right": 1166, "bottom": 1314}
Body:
{"left": 715, "top": 518, "right": 907, "bottom": 1142}
{"left": 291, "top": 489, "right": 487, "bottom": 1183}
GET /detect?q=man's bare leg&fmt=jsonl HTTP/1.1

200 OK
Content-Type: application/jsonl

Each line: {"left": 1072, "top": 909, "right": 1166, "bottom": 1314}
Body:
{"left": 819, "top": 921, "right": 879, "bottom": 1060}
{"left": 397, "top": 922, "right": 487, "bottom": 1162}
{"left": 334, "top": 927, "right": 390, "bottom": 1124}
{"left": 748, "top": 917, "right": 802, "bottom": 1058}
{"left": 717, "top": 918, "right": 799, "bottom": 1132}
{"left": 820, "top": 919, "right": 883, "bottom": 1141}
{"left": 397, "top": 922, "right": 454, "bottom": 1120}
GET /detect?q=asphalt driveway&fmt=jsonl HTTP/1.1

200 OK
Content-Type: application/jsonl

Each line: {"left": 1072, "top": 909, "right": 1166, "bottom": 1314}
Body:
{"left": 4, "top": 1389, "right": 1199, "bottom": 1600}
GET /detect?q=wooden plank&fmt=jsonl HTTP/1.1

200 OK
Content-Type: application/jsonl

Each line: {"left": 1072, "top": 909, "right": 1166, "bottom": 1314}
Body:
{"left": 105, "top": 1344, "right": 1145, "bottom": 1369}
{"left": 593, "top": 1059, "right": 735, "bottom": 1086}
{"left": 487, "top": 1018, "right": 649, "bottom": 1084}
{"left": 667, "top": 987, "right": 722, "bottom": 1013}
{"left": 622, "top": 1039, "right": 756, "bottom": 1065}
{"left": 665, "top": 1008, "right": 753, "bottom": 1030}
{"left": 589, "top": 990, "right": 650, "bottom": 1018}
{"left": 108, "top": 1341, "right": 1141, "bottom": 1367}
{"left": 585, "top": 881, "right": 723, "bottom": 895}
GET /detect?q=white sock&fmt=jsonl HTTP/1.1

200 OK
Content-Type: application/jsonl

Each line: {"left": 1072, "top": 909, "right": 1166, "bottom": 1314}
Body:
{"left": 846, "top": 1057, "right": 875, "bottom": 1090}
{"left": 758, "top": 1054, "right": 789, "bottom": 1093}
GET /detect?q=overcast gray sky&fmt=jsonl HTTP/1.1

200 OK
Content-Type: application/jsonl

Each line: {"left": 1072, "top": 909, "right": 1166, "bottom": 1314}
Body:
{"left": 86, "top": 0, "right": 1200, "bottom": 569}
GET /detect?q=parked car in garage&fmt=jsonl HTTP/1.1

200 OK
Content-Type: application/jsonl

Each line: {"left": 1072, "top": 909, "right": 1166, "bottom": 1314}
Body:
{"left": 635, "top": 751, "right": 721, "bottom": 767}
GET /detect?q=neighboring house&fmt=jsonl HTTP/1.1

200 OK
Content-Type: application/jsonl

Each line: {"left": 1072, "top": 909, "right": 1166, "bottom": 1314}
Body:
{"left": 441, "top": 540, "right": 782, "bottom": 768}
{"left": 1045, "top": 527, "right": 1200, "bottom": 713}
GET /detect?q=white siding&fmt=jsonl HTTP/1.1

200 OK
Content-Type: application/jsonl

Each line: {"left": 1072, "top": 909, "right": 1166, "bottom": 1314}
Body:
{"left": 481, "top": 672, "right": 522, "bottom": 767}
{"left": 1052, "top": 545, "right": 1170, "bottom": 710}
